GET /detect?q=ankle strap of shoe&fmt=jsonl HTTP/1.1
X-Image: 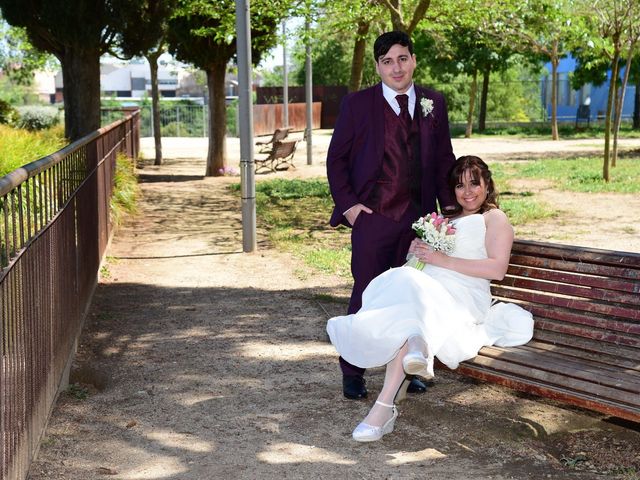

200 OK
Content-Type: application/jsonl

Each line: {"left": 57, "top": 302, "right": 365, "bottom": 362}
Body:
{"left": 375, "top": 400, "right": 394, "bottom": 408}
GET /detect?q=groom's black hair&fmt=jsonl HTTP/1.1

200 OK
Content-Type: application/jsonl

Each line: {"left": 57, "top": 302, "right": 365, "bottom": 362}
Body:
{"left": 374, "top": 31, "right": 414, "bottom": 62}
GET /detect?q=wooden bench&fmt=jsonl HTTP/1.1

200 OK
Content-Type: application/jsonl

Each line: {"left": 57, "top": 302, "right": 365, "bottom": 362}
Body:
{"left": 457, "top": 239, "right": 640, "bottom": 423}
{"left": 255, "top": 127, "right": 292, "bottom": 153}
{"left": 254, "top": 140, "right": 298, "bottom": 174}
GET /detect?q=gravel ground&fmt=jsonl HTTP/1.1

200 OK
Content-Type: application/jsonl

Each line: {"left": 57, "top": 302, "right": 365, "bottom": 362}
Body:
{"left": 26, "top": 133, "right": 640, "bottom": 480}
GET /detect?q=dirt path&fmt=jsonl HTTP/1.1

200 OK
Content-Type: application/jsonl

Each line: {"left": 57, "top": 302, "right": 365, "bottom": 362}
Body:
{"left": 27, "top": 136, "right": 640, "bottom": 479}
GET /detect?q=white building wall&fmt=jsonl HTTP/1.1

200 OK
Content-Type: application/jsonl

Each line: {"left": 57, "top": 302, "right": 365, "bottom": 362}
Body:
{"left": 101, "top": 68, "right": 132, "bottom": 92}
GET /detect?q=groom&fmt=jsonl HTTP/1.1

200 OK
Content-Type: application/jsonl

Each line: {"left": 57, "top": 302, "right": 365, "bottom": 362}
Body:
{"left": 326, "top": 31, "right": 456, "bottom": 400}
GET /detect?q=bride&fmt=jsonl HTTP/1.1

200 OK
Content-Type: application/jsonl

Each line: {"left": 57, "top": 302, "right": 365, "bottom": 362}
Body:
{"left": 326, "top": 155, "right": 534, "bottom": 442}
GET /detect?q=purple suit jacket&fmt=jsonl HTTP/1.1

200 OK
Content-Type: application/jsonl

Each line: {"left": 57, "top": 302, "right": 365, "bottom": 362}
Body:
{"left": 327, "top": 82, "right": 456, "bottom": 227}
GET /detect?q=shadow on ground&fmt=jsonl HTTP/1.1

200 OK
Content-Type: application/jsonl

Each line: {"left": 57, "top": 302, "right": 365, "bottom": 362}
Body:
{"left": 28, "top": 280, "right": 640, "bottom": 479}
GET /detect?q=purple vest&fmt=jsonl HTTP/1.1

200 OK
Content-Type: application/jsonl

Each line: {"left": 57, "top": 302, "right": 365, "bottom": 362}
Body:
{"left": 367, "top": 101, "right": 422, "bottom": 221}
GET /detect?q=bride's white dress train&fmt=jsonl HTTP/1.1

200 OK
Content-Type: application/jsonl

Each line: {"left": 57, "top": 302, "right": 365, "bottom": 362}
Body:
{"left": 327, "top": 214, "right": 534, "bottom": 370}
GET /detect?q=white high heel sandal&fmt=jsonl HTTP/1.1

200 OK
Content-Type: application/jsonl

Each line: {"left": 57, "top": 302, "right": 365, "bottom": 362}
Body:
{"left": 402, "top": 335, "right": 435, "bottom": 380}
{"left": 402, "top": 351, "right": 435, "bottom": 380}
{"left": 352, "top": 400, "right": 398, "bottom": 442}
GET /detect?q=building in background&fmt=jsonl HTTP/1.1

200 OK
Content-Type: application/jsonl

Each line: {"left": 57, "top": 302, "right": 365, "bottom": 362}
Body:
{"left": 542, "top": 55, "right": 636, "bottom": 123}
{"left": 34, "top": 56, "right": 239, "bottom": 104}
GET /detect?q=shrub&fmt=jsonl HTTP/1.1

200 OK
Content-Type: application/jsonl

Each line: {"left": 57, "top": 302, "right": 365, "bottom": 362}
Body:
{"left": 110, "top": 153, "right": 139, "bottom": 226}
{"left": 0, "top": 124, "right": 66, "bottom": 177}
{"left": 0, "top": 99, "right": 19, "bottom": 126}
{"left": 16, "top": 106, "right": 61, "bottom": 131}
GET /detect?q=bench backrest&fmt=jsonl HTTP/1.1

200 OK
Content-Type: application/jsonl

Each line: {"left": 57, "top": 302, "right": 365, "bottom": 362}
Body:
{"left": 491, "top": 239, "right": 640, "bottom": 363}
{"left": 273, "top": 128, "right": 292, "bottom": 142}
{"left": 271, "top": 140, "right": 297, "bottom": 160}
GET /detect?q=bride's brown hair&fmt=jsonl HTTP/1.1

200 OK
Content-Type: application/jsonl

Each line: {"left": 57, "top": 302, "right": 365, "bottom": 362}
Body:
{"left": 447, "top": 155, "right": 499, "bottom": 215}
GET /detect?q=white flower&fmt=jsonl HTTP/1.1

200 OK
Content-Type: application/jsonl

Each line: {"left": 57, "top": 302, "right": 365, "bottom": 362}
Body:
{"left": 420, "top": 97, "right": 434, "bottom": 117}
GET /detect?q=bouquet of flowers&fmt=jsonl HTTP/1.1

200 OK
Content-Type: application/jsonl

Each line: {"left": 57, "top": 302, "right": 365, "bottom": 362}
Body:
{"left": 405, "top": 212, "right": 456, "bottom": 271}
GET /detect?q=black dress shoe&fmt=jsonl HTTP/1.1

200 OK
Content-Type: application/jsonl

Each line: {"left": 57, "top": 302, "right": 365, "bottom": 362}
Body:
{"left": 343, "top": 375, "right": 368, "bottom": 399}
{"left": 406, "top": 377, "right": 427, "bottom": 394}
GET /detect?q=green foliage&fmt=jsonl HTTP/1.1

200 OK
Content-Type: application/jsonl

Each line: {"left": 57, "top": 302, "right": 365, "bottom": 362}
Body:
{"left": 450, "top": 121, "right": 640, "bottom": 139}
{"left": 485, "top": 67, "right": 545, "bottom": 122}
{"left": 229, "top": 177, "right": 352, "bottom": 278}
{"left": 15, "top": 106, "right": 61, "bottom": 131}
{"left": 66, "top": 383, "right": 89, "bottom": 400}
{"left": 0, "top": 0, "right": 127, "bottom": 139}
{"left": 110, "top": 153, "right": 139, "bottom": 226}
{"left": 0, "top": 99, "right": 18, "bottom": 125}
{"left": 499, "top": 196, "right": 557, "bottom": 224}
{"left": 168, "top": 0, "right": 290, "bottom": 69}
{"left": 111, "top": 0, "right": 175, "bottom": 59}
{"left": 226, "top": 99, "right": 238, "bottom": 136}
{"left": 293, "top": 38, "right": 350, "bottom": 86}
{"left": 289, "top": 26, "right": 378, "bottom": 88}
{"left": 0, "top": 75, "right": 42, "bottom": 105}
{"left": 512, "top": 156, "right": 640, "bottom": 193}
{"left": 415, "top": 63, "right": 544, "bottom": 124}
{"left": 0, "top": 17, "right": 58, "bottom": 85}
{"left": 235, "top": 174, "right": 558, "bottom": 278}
{"left": 0, "top": 124, "right": 66, "bottom": 177}
{"left": 255, "top": 178, "right": 330, "bottom": 199}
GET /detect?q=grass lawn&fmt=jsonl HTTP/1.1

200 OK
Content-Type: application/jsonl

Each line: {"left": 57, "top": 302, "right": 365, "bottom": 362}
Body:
{"left": 233, "top": 151, "right": 640, "bottom": 278}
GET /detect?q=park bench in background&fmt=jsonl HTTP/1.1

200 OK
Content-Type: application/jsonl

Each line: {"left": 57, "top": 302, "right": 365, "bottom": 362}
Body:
{"left": 255, "top": 127, "right": 292, "bottom": 153}
{"left": 458, "top": 239, "right": 640, "bottom": 423}
{"left": 254, "top": 140, "right": 298, "bottom": 173}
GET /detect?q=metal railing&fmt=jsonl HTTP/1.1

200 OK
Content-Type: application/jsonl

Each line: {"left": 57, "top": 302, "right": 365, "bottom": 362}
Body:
{"left": 0, "top": 111, "right": 140, "bottom": 480}
{"left": 101, "top": 104, "right": 211, "bottom": 137}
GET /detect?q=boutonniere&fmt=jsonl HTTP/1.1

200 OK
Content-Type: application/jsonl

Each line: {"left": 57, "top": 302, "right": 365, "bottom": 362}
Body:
{"left": 420, "top": 97, "right": 434, "bottom": 117}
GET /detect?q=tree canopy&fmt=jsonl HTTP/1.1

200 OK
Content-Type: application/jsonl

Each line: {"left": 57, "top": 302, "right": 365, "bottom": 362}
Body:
{"left": 0, "top": 0, "right": 118, "bottom": 139}
{"left": 167, "top": 0, "right": 291, "bottom": 176}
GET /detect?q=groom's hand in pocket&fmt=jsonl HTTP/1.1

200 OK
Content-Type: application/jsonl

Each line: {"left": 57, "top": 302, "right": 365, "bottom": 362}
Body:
{"left": 344, "top": 204, "right": 373, "bottom": 226}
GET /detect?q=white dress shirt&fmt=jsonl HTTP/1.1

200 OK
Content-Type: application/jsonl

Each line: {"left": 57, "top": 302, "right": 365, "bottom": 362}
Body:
{"left": 382, "top": 82, "right": 416, "bottom": 119}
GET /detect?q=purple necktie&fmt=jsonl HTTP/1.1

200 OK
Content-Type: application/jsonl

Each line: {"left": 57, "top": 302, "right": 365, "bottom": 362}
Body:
{"left": 396, "top": 94, "right": 411, "bottom": 131}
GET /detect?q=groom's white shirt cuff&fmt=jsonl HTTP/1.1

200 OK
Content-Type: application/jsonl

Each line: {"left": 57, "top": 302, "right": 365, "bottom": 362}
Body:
{"left": 382, "top": 82, "right": 416, "bottom": 119}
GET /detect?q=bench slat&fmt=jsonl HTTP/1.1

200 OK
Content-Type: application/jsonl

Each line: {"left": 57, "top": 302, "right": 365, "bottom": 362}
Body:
{"left": 495, "top": 299, "right": 640, "bottom": 337}
{"left": 498, "top": 275, "right": 640, "bottom": 305}
{"left": 491, "top": 286, "right": 640, "bottom": 320}
{"left": 511, "top": 240, "right": 640, "bottom": 270}
{"left": 456, "top": 363, "right": 640, "bottom": 422}
{"left": 508, "top": 254, "right": 640, "bottom": 281}
{"left": 505, "top": 265, "right": 639, "bottom": 294}
{"left": 534, "top": 318, "right": 640, "bottom": 348}
{"left": 466, "top": 353, "right": 639, "bottom": 407}
{"left": 526, "top": 304, "right": 640, "bottom": 336}
{"left": 478, "top": 346, "right": 640, "bottom": 391}
{"left": 531, "top": 330, "right": 640, "bottom": 362}
{"left": 525, "top": 339, "right": 640, "bottom": 370}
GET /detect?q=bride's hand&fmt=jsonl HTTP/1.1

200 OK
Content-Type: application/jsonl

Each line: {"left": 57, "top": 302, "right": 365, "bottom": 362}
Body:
{"left": 413, "top": 242, "right": 445, "bottom": 266}
{"left": 407, "top": 238, "right": 422, "bottom": 255}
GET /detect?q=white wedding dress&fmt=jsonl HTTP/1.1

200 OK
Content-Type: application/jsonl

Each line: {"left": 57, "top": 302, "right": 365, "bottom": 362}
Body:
{"left": 327, "top": 213, "right": 534, "bottom": 370}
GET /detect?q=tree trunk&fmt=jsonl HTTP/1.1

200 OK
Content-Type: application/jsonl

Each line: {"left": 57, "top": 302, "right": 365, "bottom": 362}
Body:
{"left": 61, "top": 48, "right": 101, "bottom": 140}
{"left": 634, "top": 75, "right": 640, "bottom": 129}
{"left": 380, "top": 0, "right": 431, "bottom": 34}
{"left": 612, "top": 47, "right": 636, "bottom": 168}
{"left": 147, "top": 51, "right": 163, "bottom": 166}
{"left": 386, "top": 0, "right": 404, "bottom": 31}
{"left": 206, "top": 63, "right": 227, "bottom": 177}
{"left": 550, "top": 57, "right": 559, "bottom": 141}
{"left": 349, "top": 20, "right": 370, "bottom": 92}
{"left": 465, "top": 70, "right": 478, "bottom": 138}
{"left": 603, "top": 54, "right": 620, "bottom": 182}
{"left": 478, "top": 66, "right": 490, "bottom": 133}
